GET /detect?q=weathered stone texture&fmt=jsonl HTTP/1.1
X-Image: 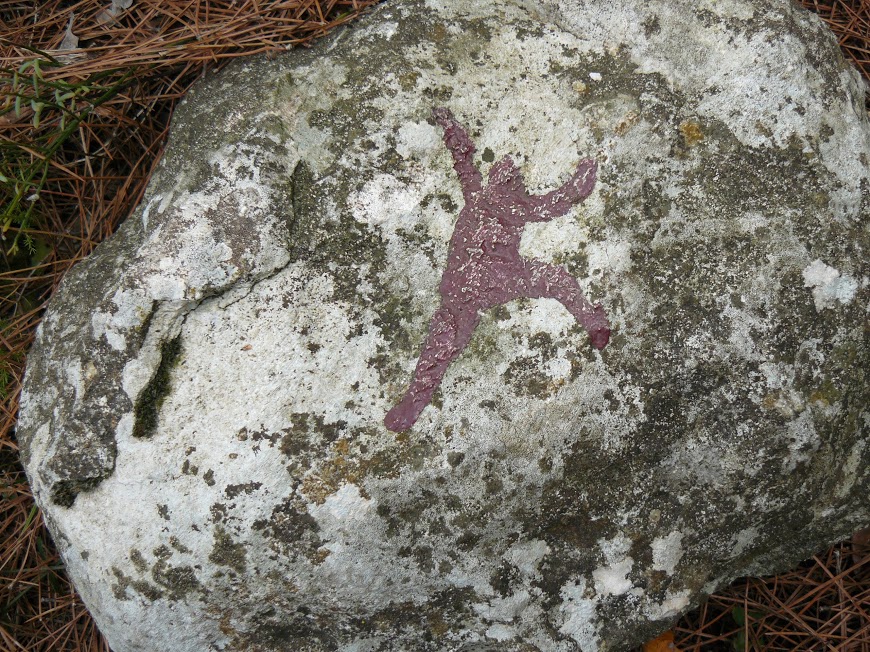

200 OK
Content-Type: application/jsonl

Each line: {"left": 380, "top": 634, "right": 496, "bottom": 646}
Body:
{"left": 17, "top": 0, "right": 870, "bottom": 650}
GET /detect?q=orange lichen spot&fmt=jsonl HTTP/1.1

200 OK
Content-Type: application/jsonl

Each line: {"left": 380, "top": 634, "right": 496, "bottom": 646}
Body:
{"left": 615, "top": 111, "right": 640, "bottom": 136}
{"left": 679, "top": 120, "right": 704, "bottom": 147}
{"left": 643, "top": 630, "right": 678, "bottom": 652}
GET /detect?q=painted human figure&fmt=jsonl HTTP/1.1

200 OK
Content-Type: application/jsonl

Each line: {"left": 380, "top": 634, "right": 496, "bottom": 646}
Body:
{"left": 384, "top": 107, "right": 610, "bottom": 432}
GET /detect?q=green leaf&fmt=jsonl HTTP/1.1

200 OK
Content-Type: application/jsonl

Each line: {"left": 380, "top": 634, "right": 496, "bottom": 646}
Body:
{"left": 28, "top": 237, "right": 51, "bottom": 265}
{"left": 30, "top": 100, "right": 43, "bottom": 129}
{"left": 22, "top": 504, "right": 38, "bottom": 533}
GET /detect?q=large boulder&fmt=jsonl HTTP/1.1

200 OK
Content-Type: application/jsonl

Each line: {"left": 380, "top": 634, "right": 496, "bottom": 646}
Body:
{"left": 18, "top": 0, "right": 870, "bottom": 650}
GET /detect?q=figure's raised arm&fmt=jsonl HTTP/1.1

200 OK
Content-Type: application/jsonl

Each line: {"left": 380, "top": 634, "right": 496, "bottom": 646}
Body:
{"left": 432, "top": 107, "right": 483, "bottom": 199}
{"left": 527, "top": 158, "right": 597, "bottom": 222}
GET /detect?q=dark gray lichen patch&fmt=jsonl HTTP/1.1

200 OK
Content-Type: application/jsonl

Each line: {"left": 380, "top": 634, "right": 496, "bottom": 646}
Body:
{"left": 462, "top": 314, "right": 501, "bottom": 362}
{"left": 253, "top": 497, "right": 324, "bottom": 563}
{"left": 152, "top": 559, "right": 202, "bottom": 600}
{"left": 348, "top": 586, "right": 482, "bottom": 645}
{"left": 398, "top": 543, "right": 436, "bottom": 573}
{"left": 503, "top": 356, "right": 558, "bottom": 398}
{"left": 279, "top": 413, "right": 343, "bottom": 458}
{"left": 170, "top": 536, "right": 191, "bottom": 553}
{"left": 502, "top": 332, "right": 564, "bottom": 398}
{"left": 272, "top": 413, "right": 426, "bottom": 504}
{"left": 210, "top": 502, "right": 228, "bottom": 524}
{"left": 181, "top": 459, "right": 199, "bottom": 476}
{"left": 287, "top": 160, "right": 318, "bottom": 247}
{"left": 308, "top": 104, "right": 386, "bottom": 156}
{"left": 132, "top": 336, "right": 183, "bottom": 439}
{"left": 114, "top": 547, "right": 202, "bottom": 602}
{"left": 225, "top": 601, "right": 341, "bottom": 652}
{"left": 224, "top": 481, "right": 262, "bottom": 499}
{"left": 130, "top": 548, "right": 149, "bottom": 573}
{"left": 209, "top": 526, "right": 247, "bottom": 574}
{"left": 373, "top": 294, "right": 420, "bottom": 355}
{"left": 395, "top": 222, "right": 439, "bottom": 266}
{"left": 111, "top": 566, "right": 164, "bottom": 602}
{"left": 679, "top": 132, "right": 830, "bottom": 224}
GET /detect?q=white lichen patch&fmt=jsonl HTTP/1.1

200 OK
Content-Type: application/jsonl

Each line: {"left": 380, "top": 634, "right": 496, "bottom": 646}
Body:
{"left": 485, "top": 623, "right": 518, "bottom": 641}
{"left": 585, "top": 239, "right": 633, "bottom": 279}
{"left": 505, "top": 539, "right": 550, "bottom": 577}
{"left": 644, "top": 589, "right": 691, "bottom": 621}
{"left": 592, "top": 534, "right": 635, "bottom": 596}
{"left": 592, "top": 559, "right": 634, "bottom": 596}
{"left": 651, "top": 531, "right": 684, "bottom": 575}
{"left": 802, "top": 259, "right": 859, "bottom": 311}
{"left": 350, "top": 173, "right": 427, "bottom": 228}
{"left": 519, "top": 211, "right": 592, "bottom": 262}
{"left": 90, "top": 287, "right": 153, "bottom": 351}
{"left": 475, "top": 590, "right": 533, "bottom": 622}
{"left": 835, "top": 440, "right": 867, "bottom": 499}
{"left": 731, "top": 526, "right": 760, "bottom": 557}
{"left": 557, "top": 579, "right": 601, "bottom": 650}
{"left": 139, "top": 194, "right": 275, "bottom": 301}
{"left": 395, "top": 120, "right": 442, "bottom": 160}
{"left": 551, "top": 0, "right": 868, "bottom": 206}
{"left": 784, "top": 411, "right": 821, "bottom": 472}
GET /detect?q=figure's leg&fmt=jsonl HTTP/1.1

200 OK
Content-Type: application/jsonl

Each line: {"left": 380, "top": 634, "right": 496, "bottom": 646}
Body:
{"left": 385, "top": 305, "right": 481, "bottom": 432}
{"left": 522, "top": 262, "right": 610, "bottom": 349}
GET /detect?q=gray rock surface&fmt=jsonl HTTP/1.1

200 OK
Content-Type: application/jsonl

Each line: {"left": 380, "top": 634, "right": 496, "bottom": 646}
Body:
{"left": 17, "top": 0, "right": 870, "bottom": 650}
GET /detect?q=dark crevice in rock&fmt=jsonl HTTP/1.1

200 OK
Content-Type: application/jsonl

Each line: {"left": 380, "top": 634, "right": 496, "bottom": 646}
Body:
{"left": 289, "top": 159, "right": 316, "bottom": 241}
{"left": 132, "top": 300, "right": 159, "bottom": 349}
{"left": 132, "top": 335, "right": 184, "bottom": 439}
{"left": 127, "top": 247, "right": 298, "bottom": 446}
{"left": 51, "top": 468, "right": 113, "bottom": 509}
{"left": 45, "top": 414, "right": 121, "bottom": 508}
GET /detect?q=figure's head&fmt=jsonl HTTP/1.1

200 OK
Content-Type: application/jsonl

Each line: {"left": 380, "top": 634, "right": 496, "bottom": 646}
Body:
{"left": 487, "top": 155, "right": 524, "bottom": 192}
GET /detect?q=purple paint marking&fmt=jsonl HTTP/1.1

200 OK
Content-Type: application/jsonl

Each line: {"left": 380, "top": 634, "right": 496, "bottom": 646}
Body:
{"left": 384, "top": 107, "right": 610, "bottom": 432}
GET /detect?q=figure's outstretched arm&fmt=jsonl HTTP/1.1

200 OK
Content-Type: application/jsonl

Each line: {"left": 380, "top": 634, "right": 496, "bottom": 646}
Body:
{"left": 527, "top": 158, "right": 597, "bottom": 222}
{"left": 432, "top": 107, "right": 483, "bottom": 200}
